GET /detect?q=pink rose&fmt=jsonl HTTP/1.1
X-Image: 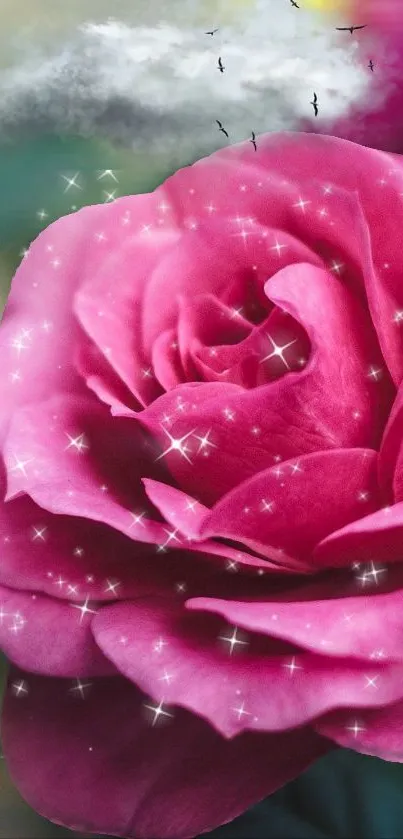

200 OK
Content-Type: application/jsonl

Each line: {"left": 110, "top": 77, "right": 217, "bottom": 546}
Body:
{"left": 1, "top": 131, "right": 403, "bottom": 839}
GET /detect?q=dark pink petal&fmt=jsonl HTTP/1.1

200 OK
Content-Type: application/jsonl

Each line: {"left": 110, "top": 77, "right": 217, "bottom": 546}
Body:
{"left": 1, "top": 670, "right": 329, "bottom": 839}
{"left": 314, "top": 502, "right": 403, "bottom": 566}
{"left": 315, "top": 701, "right": 403, "bottom": 762}
{"left": 200, "top": 449, "right": 382, "bottom": 568}
{"left": 142, "top": 478, "right": 307, "bottom": 573}
{"left": 135, "top": 260, "right": 391, "bottom": 506}
{"left": 0, "top": 584, "right": 113, "bottom": 676}
{"left": 379, "top": 384, "right": 403, "bottom": 501}
{"left": 92, "top": 598, "right": 403, "bottom": 737}
{"left": 0, "top": 479, "right": 188, "bottom": 602}
{"left": 187, "top": 587, "right": 403, "bottom": 663}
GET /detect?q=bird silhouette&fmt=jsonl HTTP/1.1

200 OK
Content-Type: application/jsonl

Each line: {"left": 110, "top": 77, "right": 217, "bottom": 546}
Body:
{"left": 310, "top": 92, "right": 318, "bottom": 117}
{"left": 218, "top": 57, "right": 225, "bottom": 73}
{"left": 216, "top": 120, "right": 229, "bottom": 138}
{"left": 250, "top": 131, "right": 257, "bottom": 151}
{"left": 336, "top": 24, "right": 367, "bottom": 33}
{"left": 368, "top": 59, "right": 374, "bottom": 71}
{"left": 205, "top": 28, "right": 219, "bottom": 35}
{"left": 290, "top": 0, "right": 300, "bottom": 7}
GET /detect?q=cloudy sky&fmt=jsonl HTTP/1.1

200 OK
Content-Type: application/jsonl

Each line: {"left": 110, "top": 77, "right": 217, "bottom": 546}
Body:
{"left": 0, "top": 0, "right": 379, "bottom": 162}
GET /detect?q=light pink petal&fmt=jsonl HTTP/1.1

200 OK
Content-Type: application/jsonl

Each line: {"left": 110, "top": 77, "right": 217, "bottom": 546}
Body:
{"left": 200, "top": 449, "right": 382, "bottom": 568}
{"left": 3, "top": 392, "right": 169, "bottom": 547}
{"left": 135, "top": 260, "right": 391, "bottom": 506}
{"left": 0, "top": 584, "right": 113, "bottom": 677}
{"left": 74, "top": 209, "right": 181, "bottom": 408}
{"left": 202, "top": 133, "right": 403, "bottom": 383}
{"left": 314, "top": 502, "right": 403, "bottom": 566}
{"left": 0, "top": 205, "right": 105, "bottom": 443}
{"left": 1, "top": 670, "right": 329, "bottom": 839}
{"left": 92, "top": 598, "right": 403, "bottom": 737}
{"left": 187, "top": 588, "right": 403, "bottom": 663}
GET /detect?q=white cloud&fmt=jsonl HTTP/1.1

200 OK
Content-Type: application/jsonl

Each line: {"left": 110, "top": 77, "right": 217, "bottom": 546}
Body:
{"left": 0, "top": 0, "right": 375, "bottom": 161}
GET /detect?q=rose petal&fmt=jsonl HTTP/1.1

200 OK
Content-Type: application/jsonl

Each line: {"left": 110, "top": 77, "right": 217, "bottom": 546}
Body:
{"left": 212, "top": 133, "right": 403, "bottom": 384}
{"left": 0, "top": 584, "right": 113, "bottom": 676}
{"left": 314, "top": 502, "right": 403, "bottom": 566}
{"left": 187, "top": 587, "right": 403, "bottom": 663}
{"left": 134, "top": 260, "right": 391, "bottom": 506}
{"left": 1, "top": 669, "right": 330, "bottom": 839}
{"left": 92, "top": 598, "right": 403, "bottom": 737}
{"left": 315, "top": 700, "right": 403, "bottom": 762}
{"left": 3, "top": 392, "right": 169, "bottom": 546}
{"left": 200, "top": 448, "right": 382, "bottom": 568}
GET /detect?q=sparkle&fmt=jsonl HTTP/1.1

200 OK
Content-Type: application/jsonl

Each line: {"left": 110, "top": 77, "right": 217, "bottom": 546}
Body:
{"left": 37, "top": 209, "right": 48, "bottom": 220}
{"left": 69, "top": 678, "right": 92, "bottom": 698}
{"left": 260, "top": 333, "right": 297, "bottom": 370}
{"left": 159, "top": 669, "right": 174, "bottom": 684}
{"left": 232, "top": 701, "right": 251, "bottom": 721}
{"left": 129, "top": 511, "right": 146, "bottom": 529}
{"left": 9, "top": 370, "right": 22, "bottom": 383}
{"left": 61, "top": 172, "right": 82, "bottom": 192}
{"left": 73, "top": 546, "right": 84, "bottom": 557}
{"left": 261, "top": 498, "right": 275, "bottom": 512}
{"left": 283, "top": 656, "right": 303, "bottom": 675}
{"left": 393, "top": 310, "right": 403, "bottom": 324}
{"left": 270, "top": 238, "right": 287, "bottom": 256}
{"left": 364, "top": 675, "right": 379, "bottom": 690}
{"left": 31, "top": 525, "right": 47, "bottom": 542}
{"left": 185, "top": 499, "right": 198, "bottom": 513}
{"left": 65, "top": 432, "right": 89, "bottom": 453}
{"left": 194, "top": 429, "right": 217, "bottom": 455}
{"left": 103, "top": 189, "right": 117, "bottom": 202}
{"left": 223, "top": 407, "right": 235, "bottom": 421}
{"left": 226, "top": 560, "right": 239, "bottom": 572}
{"left": 9, "top": 454, "right": 34, "bottom": 477}
{"left": 357, "top": 562, "right": 387, "bottom": 586}
{"left": 70, "top": 595, "right": 97, "bottom": 624}
{"left": 12, "top": 679, "right": 28, "bottom": 697}
{"left": 144, "top": 698, "right": 174, "bottom": 726}
{"left": 155, "top": 425, "right": 196, "bottom": 465}
{"left": 346, "top": 720, "right": 366, "bottom": 738}
{"left": 290, "top": 461, "right": 303, "bottom": 475}
{"left": 97, "top": 169, "right": 119, "bottom": 182}
{"left": 175, "top": 581, "right": 187, "bottom": 593}
{"left": 329, "top": 260, "right": 344, "bottom": 275}
{"left": 219, "top": 626, "right": 249, "bottom": 655}
{"left": 153, "top": 637, "right": 168, "bottom": 653}
{"left": 104, "top": 579, "right": 121, "bottom": 596}
{"left": 293, "top": 197, "right": 311, "bottom": 212}
{"left": 368, "top": 365, "right": 383, "bottom": 381}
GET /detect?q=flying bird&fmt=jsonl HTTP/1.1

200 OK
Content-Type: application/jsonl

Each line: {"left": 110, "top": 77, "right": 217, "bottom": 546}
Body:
{"left": 290, "top": 0, "right": 300, "bottom": 7}
{"left": 250, "top": 131, "right": 257, "bottom": 150}
{"left": 368, "top": 59, "right": 374, "bottom": 72}
{"left": 216, "top": 120, "right": 229, "bottom": 138}
{"left": 218, "top": 57, "right": 225, "bottom": 73}
{"left": 336, "top": 25, "right": 367, "bottom": 34}
{"left": 310, "top": 92, "right": 318, "bottom": 116}
{"left": 205, "top": 28, "right": 219, "bottom": 36}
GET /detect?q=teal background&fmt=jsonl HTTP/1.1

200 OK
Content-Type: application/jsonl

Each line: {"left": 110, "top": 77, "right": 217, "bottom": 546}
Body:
{"left": 1, "top": 135, "right": 403, "bottom": 839}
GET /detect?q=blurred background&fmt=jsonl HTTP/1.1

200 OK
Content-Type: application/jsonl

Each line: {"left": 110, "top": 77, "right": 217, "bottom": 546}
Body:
{"left": 0, "top": 0, "right": 400, "bottom": 836}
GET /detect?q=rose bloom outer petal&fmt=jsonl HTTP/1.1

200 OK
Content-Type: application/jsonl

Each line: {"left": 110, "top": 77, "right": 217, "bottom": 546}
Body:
{"left": 1, "top": 669, "right": 331, "bottom": 839}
